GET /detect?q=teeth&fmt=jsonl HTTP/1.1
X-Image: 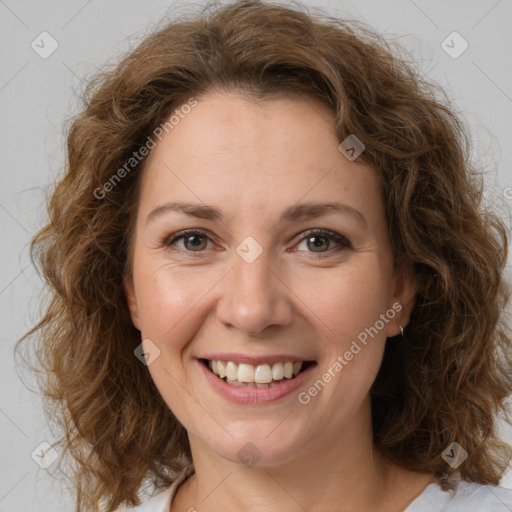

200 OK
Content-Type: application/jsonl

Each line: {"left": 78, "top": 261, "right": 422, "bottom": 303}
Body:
{"left": 237, "top": 363, "right": 254, "bottom": 383}
{"left": 226, "top": 361, "right": 238, "bottom": 381}
{"left": 217, "top": 360, "right": 226, "bottom": 379}
{"left": 272, "top": 362, "right": 284, "bottom": 380}
{"left": 226, "top": 378, "right": 257, "bottom": 387}
{"left": 254, "top": 364, "right": 272, "bottom": 384}
{"left": 207, "top": 359, "right": 307, "bottom": 385}
{"left": 226, "top": 378, "right": 281, "bottom": 388}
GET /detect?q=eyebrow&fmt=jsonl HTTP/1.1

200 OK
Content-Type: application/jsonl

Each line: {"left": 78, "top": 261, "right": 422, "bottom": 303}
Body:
{"left": 145, "top": 201, "right": 367, "bottom": 227}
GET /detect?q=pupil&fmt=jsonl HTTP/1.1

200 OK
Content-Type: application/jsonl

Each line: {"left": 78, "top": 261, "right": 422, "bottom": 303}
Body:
{"left": 308, "top": 236, "right": 327, "bottom": 251}
{"left": 186, "top": 235, "right": 205, "bottom": 250}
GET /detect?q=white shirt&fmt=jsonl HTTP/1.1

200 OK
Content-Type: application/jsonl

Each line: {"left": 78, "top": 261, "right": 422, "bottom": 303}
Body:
{"left": 118, "top": 464, "right": 512, "bottom": 511}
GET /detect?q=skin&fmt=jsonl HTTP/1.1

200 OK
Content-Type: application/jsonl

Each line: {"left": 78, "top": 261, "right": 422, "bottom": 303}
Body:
{"left": 124, "top": 91, "right": 434, "bottom": 511}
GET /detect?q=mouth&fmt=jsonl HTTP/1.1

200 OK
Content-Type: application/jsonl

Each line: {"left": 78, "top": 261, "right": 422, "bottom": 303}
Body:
{"left": 199, "top": 358, "right": 317, "bottom": 389}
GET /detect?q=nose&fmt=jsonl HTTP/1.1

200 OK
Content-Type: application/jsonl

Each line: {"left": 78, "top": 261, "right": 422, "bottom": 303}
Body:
{"left": 215, "top": 246, "right": 293, "bottom": 336}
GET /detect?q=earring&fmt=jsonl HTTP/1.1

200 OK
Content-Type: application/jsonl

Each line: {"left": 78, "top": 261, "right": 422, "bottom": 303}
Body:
{"left": 399, "top": 324, "right": 404, "bottom": 337}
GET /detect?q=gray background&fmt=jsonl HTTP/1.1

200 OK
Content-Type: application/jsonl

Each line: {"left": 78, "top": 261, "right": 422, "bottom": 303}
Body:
{"left": 1, "top": 0, "right": 512, "bottom": 510}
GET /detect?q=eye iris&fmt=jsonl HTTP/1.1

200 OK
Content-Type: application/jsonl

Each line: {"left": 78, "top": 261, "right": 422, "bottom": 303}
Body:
{"left": 184, "top": 234, "right": 206, "bottom": 251}
{"left": 307, "top": 236, "right": 329, "bottom": 252}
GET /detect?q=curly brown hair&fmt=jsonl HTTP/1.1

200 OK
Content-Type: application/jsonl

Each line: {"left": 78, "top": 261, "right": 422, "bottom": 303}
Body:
{"left": 16, "top": 0, "right": 512, "bottom": 510}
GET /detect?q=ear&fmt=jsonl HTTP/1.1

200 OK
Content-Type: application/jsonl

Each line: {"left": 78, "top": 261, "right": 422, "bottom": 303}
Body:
{"left": 385, "top": 261, "right": 417, "bottom": 338}
{"left": 123, "top": 275, "right": 141, "bottom": 331}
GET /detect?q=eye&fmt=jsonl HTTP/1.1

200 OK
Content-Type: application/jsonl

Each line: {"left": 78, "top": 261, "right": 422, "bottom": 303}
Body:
{"left": 163, "top": 228, "right": 351, "bottom": 257}
{"left": 163, "top": 229, "right": 213, "bottom": 253}
{"left": 294, "top": 229, "right": 352, "bottom": 256}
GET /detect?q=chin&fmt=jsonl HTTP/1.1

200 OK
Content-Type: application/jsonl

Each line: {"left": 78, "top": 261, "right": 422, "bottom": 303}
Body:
{"left": 201, "top": 428, "right": 307, "bottom": 469}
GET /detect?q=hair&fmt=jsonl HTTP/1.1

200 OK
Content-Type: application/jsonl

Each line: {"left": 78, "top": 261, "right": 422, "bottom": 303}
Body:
{"left": 16, "top": 0, "right": 512, "bottom": 510}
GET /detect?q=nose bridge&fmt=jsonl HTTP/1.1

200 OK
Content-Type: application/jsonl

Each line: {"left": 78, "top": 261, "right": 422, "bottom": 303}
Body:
{"left": 216, "top": 239, "right": 292, "bottom": 334}
{"left": 234, "top": 244, "right": 272, "bottom": 295}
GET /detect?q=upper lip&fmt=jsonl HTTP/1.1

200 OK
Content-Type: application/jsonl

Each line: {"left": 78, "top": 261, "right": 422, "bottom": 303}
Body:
{"left": 200, "top": 353, "right": 316, "bottom": 365}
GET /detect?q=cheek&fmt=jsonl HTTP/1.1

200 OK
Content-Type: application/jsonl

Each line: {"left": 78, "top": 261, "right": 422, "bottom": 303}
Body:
{"left": 135, "top": 262, "right": 209, "bottom": 340}
{"left": 135, "top": 266, "right": 210, "bottom": 410}
{"left": 290, "top": 259, "right": 391, "bottom": 347}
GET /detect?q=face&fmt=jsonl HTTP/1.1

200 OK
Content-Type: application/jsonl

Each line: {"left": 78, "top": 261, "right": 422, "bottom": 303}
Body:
{"left": 124, "top": 91, "right": 416, "bottom": 467}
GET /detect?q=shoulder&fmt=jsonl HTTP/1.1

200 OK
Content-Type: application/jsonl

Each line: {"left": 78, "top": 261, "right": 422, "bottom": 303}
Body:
{"left": 450, "top": 482, "right": 512, "bottom": 510}
{"left": 113, "top": 464, "right": 195, "bottom": 512}
{"left": 112, "top": 486, "right": 173, "bottom": 512}
{"left": 407, "top": 480, "right": 512, "bottom": 511}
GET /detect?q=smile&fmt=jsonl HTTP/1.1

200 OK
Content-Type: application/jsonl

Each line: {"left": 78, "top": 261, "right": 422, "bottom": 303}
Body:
{"left": 198, "top": 357, "right": 317, "bottom": 404}
{"left": 203, "top": 359, "right": 315, "bottom": 388}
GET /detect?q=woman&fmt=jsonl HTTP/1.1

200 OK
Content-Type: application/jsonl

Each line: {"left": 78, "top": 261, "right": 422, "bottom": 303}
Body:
{"left": 18, "top": 1, "right": 512, "bottom": 511}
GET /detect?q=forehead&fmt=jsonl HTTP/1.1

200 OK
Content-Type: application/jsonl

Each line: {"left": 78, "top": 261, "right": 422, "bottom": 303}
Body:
{"left": 138, "top": 91, "right": 383, "bottom": 226}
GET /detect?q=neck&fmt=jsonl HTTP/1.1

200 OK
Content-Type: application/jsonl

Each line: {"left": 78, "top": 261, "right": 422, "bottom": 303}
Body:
{"left": 174, "top": 402, "right": 433, "bottom": 512}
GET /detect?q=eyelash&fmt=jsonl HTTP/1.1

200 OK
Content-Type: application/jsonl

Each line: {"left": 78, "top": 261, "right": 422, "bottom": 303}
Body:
{"left": 162, "top": 228, "right": 352, "bottom": 257}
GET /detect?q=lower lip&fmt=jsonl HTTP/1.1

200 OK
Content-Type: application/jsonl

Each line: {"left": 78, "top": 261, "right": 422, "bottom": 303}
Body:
{"left": 197, "top": 359, "right": 316, "bottom": 404}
